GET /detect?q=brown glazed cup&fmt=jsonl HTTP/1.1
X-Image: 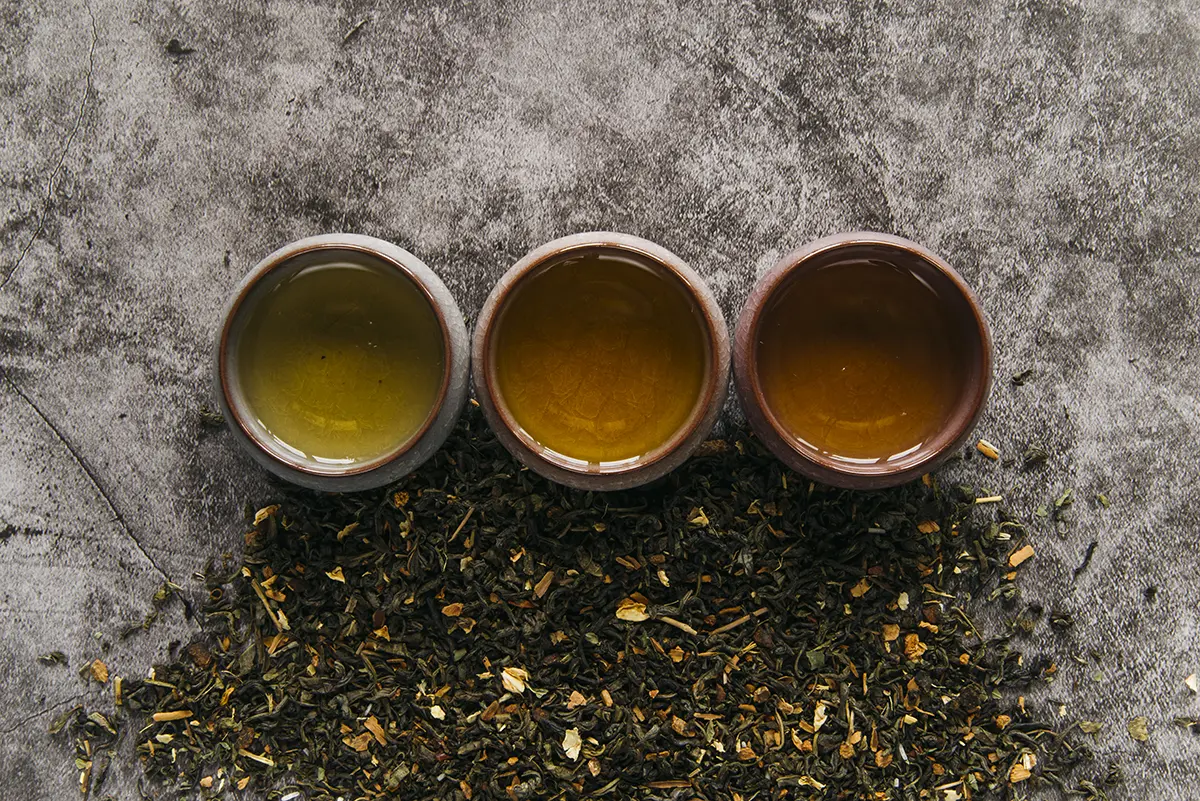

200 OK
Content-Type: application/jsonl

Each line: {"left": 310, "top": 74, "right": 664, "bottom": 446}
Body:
{"left": 733, "top": 232, "right": 992, "bottom": 489}
{"left": 473, "top": 232, "right": 730, "bottom": 491}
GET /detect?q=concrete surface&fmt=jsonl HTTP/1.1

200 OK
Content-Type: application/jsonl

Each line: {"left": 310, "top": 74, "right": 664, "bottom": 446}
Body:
{"left": 1, "top": 0, "right": 1198, "bottom": 797}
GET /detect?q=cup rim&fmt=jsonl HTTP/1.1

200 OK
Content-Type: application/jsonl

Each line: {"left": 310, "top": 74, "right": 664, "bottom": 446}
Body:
{"left": 217, "top": 238, "right": 453, "bottom": 478}
{"left": 473, "top": 232, "right": 730, "bottom": 489}
{"left": 734, "top": 231, "right": 993, "bottom": 489}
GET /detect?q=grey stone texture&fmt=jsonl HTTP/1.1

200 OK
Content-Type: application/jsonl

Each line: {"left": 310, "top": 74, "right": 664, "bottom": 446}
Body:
{"left": 1, "top": 0, "right": 1197, "bottom": 797}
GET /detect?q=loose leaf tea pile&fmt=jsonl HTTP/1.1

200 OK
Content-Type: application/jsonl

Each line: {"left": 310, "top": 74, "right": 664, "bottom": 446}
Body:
{"left": 57, "top": 407, "right": 1116, "bottom": 800}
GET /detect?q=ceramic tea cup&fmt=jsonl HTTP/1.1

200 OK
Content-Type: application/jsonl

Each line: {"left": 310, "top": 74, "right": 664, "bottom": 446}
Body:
{"left": 214, "top": 233, "right": 470, "bottom": 491}
{"left": 733, "top": 232, "right": 992, "bottom": 489}
{"left": 473, "top": 232, "right": 730, "bottom": 491}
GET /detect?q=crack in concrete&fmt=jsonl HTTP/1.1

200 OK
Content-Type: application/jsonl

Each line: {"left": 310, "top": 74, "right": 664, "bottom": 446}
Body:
{"left": 0, "top": 694, "right": 84, "bottom": 736}
{"left": 0, "top": 2, "right": 99, "bottom": 293}
{"left": 0, "top": 368, "right": 175, "bottom": 587}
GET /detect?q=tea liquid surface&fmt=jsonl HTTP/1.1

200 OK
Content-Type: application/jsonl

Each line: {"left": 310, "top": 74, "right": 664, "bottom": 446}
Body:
{"left": 237, "top": 258, "right": 445, "bottom": 465}
{"left": 756, "top": 260, "right": 964, "bottom": 463}
{"left": 493, "top": 251, "right": 708, "bottom": 464}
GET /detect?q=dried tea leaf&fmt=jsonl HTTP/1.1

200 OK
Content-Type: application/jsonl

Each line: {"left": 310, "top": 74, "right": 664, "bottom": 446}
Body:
{"left": 1127, "top": 716, "right": 1150, "bottom": 742}
{"left": 88, "top": 711, "right": 117, "bottom": 735}
{"left": 1012, "top": 368, "right": 1035, "bottom": 385}
{"left": 186, "top": 643, "right": 212, "bottom": 668}
{"left": 48, "top": 705, "right": 81, "bottom": 735}
{"left": 38, "top": 651, "right": 67, "bottom": 666}
{"left": 1022, "top": 446, "right": 1050, "bottom": 467}
{"left": 253, "top": 505, "right": 279, "bottom": 525}
{"left": 55, "top": 407, "right": 1120, "bottom": 801}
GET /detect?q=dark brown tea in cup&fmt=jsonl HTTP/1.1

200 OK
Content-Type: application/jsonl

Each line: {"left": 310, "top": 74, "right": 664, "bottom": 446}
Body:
{"left": 755, "top": 258, "right": 968, "bottom": 465}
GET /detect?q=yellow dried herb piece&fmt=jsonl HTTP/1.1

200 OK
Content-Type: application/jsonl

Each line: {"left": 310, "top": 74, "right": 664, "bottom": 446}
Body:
{"left": 343, "top": 731, "right": 373, "bottom": 752}
{"left": 1127, "top": 716, "right": 1150, "bottom": 742}
{"left": 152, "top": 710, "right": 192, "bottom": 722}
{"left": 1008, "top": 545, "right": 1035, "bottom": 567}
{"left": 502, "top": 666, "right": 529, "bottom": 694}
{"left": 562, "top": 728, "right": 582, "bottom": 761}
{"left": 616, "top": 597, "right": 650, "bottom": 622}
{"left": 904, "top": 633, "right": 928, "bottom": 661}
{"left": 364, "top": 715, "right": 387, "bottom": 745}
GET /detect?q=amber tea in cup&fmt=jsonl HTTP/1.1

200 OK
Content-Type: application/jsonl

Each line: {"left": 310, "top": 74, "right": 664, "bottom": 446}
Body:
{"left": 735, "top": 232, "right": 991, "bottom": 488}
{"left": 493, "top": 251, "right": 707, "bottom": 462}
{"left": 474, "top": 232, "right": 730, "bottom": 490}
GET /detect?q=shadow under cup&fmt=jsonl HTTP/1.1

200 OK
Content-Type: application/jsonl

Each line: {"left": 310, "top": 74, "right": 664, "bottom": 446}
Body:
{"left": 735, "top": 233, "right": 992, "bottom": 489}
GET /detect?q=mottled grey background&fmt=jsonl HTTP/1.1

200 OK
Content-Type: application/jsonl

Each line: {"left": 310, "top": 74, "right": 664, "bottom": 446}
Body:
{"left": 1, "top": 0, "right": 1198, "bottom": 798}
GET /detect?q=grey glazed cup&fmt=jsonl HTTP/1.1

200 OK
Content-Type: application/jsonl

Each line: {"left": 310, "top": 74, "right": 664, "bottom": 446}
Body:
{"left": 472, "top": 232, "right": 730, "bottom": 491}
{"left": 733, "top": 231, "right": 993, "bottom": 489}
{"left": 214, "top": 233, "right": 470, "bottom": 491}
